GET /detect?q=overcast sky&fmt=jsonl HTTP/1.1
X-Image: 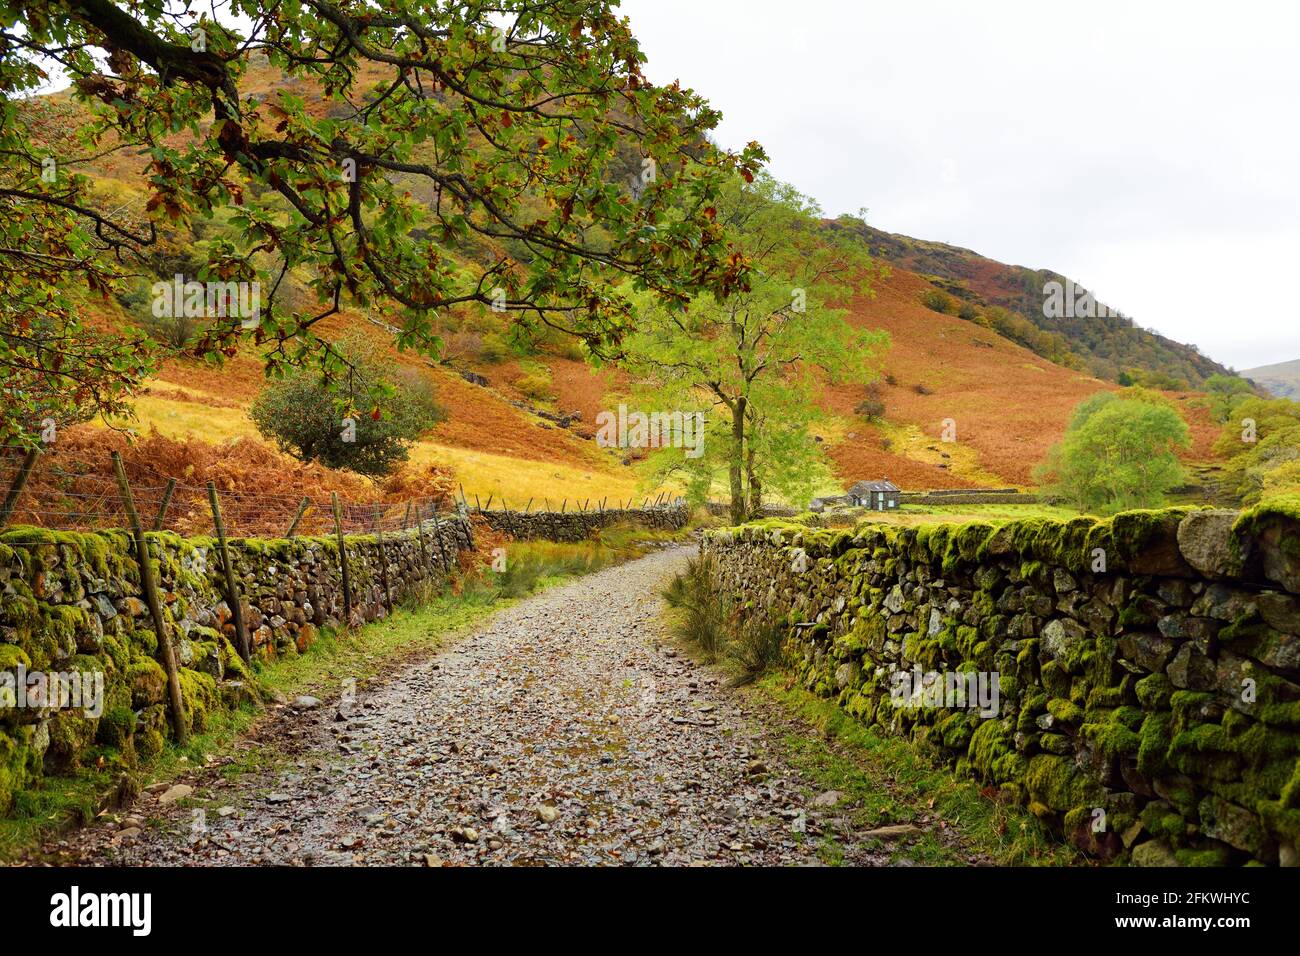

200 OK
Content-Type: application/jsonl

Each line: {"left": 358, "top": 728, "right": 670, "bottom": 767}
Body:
{"left": 619, "top": 0, "right": 1300, "bottom": 372}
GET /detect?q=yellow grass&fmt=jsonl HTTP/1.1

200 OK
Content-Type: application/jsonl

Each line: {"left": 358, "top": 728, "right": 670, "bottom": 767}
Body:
{"left": 116, "top": 394, "right": 260, "bottom": 443}
{"left": 115, "top": 389, "right": 674, "bottom": 506}
{"left": 872, "top": 422, "right": 1007, "bottom": 487}
{"left": 409, "top": 441, "right": 653, "bottom": 506}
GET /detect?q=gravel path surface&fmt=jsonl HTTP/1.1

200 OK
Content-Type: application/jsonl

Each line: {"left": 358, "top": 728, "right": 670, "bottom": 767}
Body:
{"left": 42, "top": 547, "right": 898, "bottom": 867}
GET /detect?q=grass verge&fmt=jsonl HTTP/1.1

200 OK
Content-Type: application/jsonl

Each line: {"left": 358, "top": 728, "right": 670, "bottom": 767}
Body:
{"left": 750, "top": 674, "right": 1080, "bottom": 867}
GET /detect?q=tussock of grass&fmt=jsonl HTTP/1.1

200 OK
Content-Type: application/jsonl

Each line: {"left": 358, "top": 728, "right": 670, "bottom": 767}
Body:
{"left": 662, "top": 555, "right": 783, "bottom": 684}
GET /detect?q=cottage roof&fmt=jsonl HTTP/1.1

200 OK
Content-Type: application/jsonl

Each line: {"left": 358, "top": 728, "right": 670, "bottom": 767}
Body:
{"left": 848, "top": 479, "right": 900, "bottom": 495}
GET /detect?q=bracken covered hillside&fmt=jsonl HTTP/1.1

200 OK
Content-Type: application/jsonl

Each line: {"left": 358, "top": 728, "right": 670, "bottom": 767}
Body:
{"left": 839, "top": 222, "right": 1233, "bottom": 388}
{"left": 19, "top": 61, "right": 1228, "bottom": 502}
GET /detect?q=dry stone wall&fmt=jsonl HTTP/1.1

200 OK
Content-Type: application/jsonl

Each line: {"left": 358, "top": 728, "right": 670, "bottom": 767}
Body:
{"left": 0, "top": 515, "right": 473, "bottom": 810}
{"left": 477, "top": 503, "right": 689, "bottom": 542}
{"left": 702, "top": 503, "right": 1300, "bottom": 866}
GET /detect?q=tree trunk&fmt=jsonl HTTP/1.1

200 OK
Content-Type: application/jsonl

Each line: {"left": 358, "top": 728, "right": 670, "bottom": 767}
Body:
{"left": 729, "top": 398, "right": 747, "bottom": 525}
{"left": 746, "top": 444, "right": 762, "bottom": 518}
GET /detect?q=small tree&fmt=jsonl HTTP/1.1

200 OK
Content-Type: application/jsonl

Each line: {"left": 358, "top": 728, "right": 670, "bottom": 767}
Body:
{"left": 621, "top": 174, "right": 888, "bottom": 522}
{"left": 250, "top": 340, "right": 445, "bottom": 477}
{"left": 1202, "top": 373, "right": 1257, "bottom": 423}
{"left": 1036, "top": 391, "right": 1189, "bottom": 514}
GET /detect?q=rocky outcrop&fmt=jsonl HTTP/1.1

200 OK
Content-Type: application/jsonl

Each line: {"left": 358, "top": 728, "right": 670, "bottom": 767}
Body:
{"left": 701, "top": 506, "right": 1300, "bottom": 865}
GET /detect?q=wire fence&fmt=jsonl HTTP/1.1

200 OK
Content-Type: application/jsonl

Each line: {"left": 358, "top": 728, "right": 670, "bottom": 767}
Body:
{"left": 0, "top": 444, "right": 685, "bottom": 549}
{"left": 0, "top": 443, "right": 457, "bottom": 546}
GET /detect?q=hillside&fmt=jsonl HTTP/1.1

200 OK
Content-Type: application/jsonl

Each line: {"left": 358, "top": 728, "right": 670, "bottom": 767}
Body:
{"left": 16, "top": 63, "right": 1229, "bottom": 505}
{"left": 1242, "top": 358, "right": 1300, "bottom": 400}
{"left": 831, "top": 221, "right": 1233, "bottom": 388}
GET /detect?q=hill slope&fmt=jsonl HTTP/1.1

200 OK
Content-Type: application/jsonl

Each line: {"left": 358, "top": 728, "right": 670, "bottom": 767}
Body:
{"left": 1242, "top": 358, "right": 1300, "bottom": 400}
{"left": 831, "top": 221, "right": 1232, "bottom": 388}
{"left": 20, "top": 64, "right": 1228, "bottom": 504}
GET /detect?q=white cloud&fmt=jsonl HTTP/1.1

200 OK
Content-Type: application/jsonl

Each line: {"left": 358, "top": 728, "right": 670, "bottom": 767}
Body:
{"left": 619, "top": 0, "right": 1300, "bottom": 371}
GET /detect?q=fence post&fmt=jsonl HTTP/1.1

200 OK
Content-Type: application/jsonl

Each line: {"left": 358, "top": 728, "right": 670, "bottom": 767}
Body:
{"left": 206, "top": 481, "right": 251, "bottom": 664}
{"left": 331, "top": 493, "right": 352, "bottom": 627}
{"left": 0, "top": 446, "right": 41, "bottom": 528}
{"left": 152, "top": 478, "right": 177, "bottom": 532}
{"left": 373, "top": 504, "right": 392, "bottom": 614}
{"left": 500, "top": 498, "right": 516, "bottom": 537}
{"left": 112, "top": 453, "right": 188, "bottom": 744}
{"left": 285, "top": 496, "right": 311, "bottom": 538}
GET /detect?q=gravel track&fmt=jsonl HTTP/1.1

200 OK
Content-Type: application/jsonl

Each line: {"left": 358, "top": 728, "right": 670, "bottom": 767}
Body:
{"left": 43, "top": 547, "right": 895, "bottom": 867}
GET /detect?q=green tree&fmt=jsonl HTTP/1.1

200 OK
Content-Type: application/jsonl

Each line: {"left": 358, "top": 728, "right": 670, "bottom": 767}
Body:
{"left": 1036, "top": 391, "right": 1190, "bottom": 514}
{"left": 621, "top": 174, "right": 888, "bottom": 522}
{"left": 1, "top": 1, "right": 764, "bottom": 444}
{"left": 250, "top": 338, "right": 445, "bottom": 477}
{"left": 1213, "top": 397, "right": 1300, "bottom": 504}
{"left": 1202, "top": 373, "right": 1257, "bottom": 423}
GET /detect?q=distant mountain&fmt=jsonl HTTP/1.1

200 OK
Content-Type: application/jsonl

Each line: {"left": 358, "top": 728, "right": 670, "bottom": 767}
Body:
{"left": 1242, "top": 358, "right": 1300, "bottom": 400}
{"left": 826, "top": 221, "right": 1234, "bottom": 388}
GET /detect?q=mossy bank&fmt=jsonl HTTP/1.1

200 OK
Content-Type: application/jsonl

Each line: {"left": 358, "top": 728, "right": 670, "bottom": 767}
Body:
{"left": 700, "top": 504, "right": 1300, "bottom": 866}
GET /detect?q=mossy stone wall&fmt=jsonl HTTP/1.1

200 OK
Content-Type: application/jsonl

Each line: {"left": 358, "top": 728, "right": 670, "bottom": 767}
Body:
{"left": 477, "top": 503, "right": 689, "bottom": 542}
{"left": 702, "top": 505, "right": 1300, "bottom": 866}
{"left": 0, "top": 516, "right": 473, "bottom": 812}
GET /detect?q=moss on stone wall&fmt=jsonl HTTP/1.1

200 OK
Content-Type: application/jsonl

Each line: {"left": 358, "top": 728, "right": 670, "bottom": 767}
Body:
{"left": 0, "top": 516, "right": 474, "bottom": 814}
{"left": 703, "top": 506, "right": 1300, "bottom": 866}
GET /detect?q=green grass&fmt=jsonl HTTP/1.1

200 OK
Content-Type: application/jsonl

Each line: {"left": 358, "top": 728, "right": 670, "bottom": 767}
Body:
{"left": 0, "top": 531, "right": 682, "bottom": 861}
{"left": 812, "top": 502, "right": 1086, "bottom": 529}
{"left": 751, "top": 674, "right": 1081, "bottom": 867}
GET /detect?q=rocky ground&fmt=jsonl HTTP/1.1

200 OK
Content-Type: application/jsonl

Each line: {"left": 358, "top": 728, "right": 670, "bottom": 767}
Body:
{"left": 33, "top": 548, "right": 966, "bottom": 867}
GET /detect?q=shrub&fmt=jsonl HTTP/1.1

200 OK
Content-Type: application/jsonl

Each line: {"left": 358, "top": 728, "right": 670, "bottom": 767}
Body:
{"left": 513, "top": 360, "right": 555, "bottom": 403}
{"left": 250, "top": 336, "right": 446, "bottom": 477}
{"left": 921, "top": 289, "right": 954, "bottom": 314}
{"left": 855, "top": 383, "right": 886, "bottom": 422}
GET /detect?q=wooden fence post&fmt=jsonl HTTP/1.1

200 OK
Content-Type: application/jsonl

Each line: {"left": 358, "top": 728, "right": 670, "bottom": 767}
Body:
{"left": 152, "top": 478, "right": 177, "bottom": 532}
{"left": 373, "top": 504, "right": 392, "bottom": 614}
{"left": 206, "top": 481, "right": 251, "bottom": 664}
{"left": 413, "top": 502, "right": 430, "bottom": 572}
{"left": 500, "top": 498, "right": 516, "bottom": 537}
{"left": 331, "top": 493, "right": 352, "bottom": 627}
{"left": 285, "top": 496, "right": 311, "bottom": 538}
{"left": 112, "top": 453, "right": 187, "bottom": 744}
{"left": 0, "top": 446, "right": 41, "bottom": 528}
